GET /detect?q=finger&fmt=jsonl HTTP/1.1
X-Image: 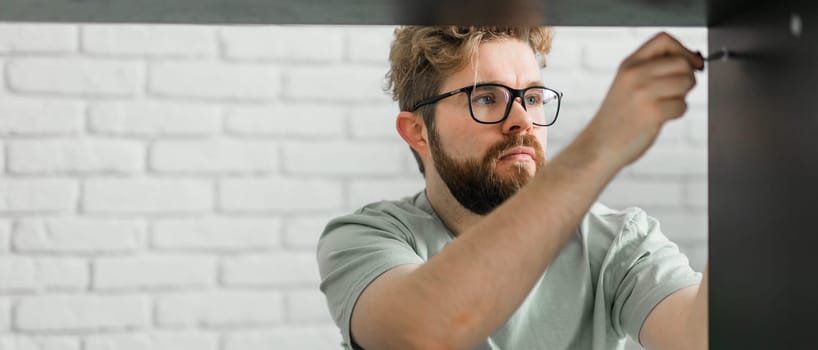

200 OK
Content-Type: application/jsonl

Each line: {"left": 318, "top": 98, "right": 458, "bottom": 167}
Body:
{"left": 637, "top": 55, "right": 700, "bottom": 78}
{"left": 644, "top": 73, "right": 697, "bottom": 99}
{"left": 625, "top": 32, "right": 704, "bottom": 70}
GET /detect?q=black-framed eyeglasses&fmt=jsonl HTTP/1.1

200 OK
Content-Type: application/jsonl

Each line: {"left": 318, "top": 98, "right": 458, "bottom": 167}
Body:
{"left": 410, "top": 83, "right": 564, "bottom": 127}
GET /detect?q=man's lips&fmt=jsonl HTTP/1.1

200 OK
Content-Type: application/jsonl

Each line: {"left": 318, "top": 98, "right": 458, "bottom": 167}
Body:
{"left": 499, "top": 146, "right": 536, "bottom": 161}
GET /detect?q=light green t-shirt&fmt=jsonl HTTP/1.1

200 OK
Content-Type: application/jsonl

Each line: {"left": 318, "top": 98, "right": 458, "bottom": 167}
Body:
{"left": 317, "top": 191, "right": 701, "bottom": 350}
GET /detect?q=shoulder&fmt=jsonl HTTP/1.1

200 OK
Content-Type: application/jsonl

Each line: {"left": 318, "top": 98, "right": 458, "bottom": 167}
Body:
{"left": 322, "top": 191, "right": 437, "bottom": 238}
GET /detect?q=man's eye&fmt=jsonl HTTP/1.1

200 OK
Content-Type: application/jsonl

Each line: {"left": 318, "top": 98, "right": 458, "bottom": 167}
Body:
{"left": 473, "top": 95, "right": 496, "bottom": 105}
{"left": 525, "top": 95, "right": 541, "bottom": 105}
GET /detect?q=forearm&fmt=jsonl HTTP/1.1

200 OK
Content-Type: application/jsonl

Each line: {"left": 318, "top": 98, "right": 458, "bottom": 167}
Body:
{"left": 402, "top": 137, "right": 622, "bottom": 348}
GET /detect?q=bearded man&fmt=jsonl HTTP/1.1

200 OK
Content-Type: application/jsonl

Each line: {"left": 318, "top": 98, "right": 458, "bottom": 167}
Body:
{"left": 317, "top": 26, "right": 708, "bottom": 350}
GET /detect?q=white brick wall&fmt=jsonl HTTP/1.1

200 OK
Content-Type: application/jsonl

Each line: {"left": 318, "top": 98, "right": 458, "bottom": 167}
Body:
{"left": 0, "top": 24, "right": 708, "bottom": 349}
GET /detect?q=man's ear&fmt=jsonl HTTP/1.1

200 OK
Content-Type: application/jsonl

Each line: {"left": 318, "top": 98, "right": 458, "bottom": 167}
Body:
{"left": 396, "top": 111, "right": 429, "bottom": 158}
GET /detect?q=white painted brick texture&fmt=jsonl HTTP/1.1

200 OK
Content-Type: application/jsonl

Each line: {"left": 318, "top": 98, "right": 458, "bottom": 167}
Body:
{"left": 150, "top": 140, "right": 278, "bottom": 173}
{"left": 0, "top": 298, "right": 10, "bottom": 331}
{"left": 222, "top": 252, "right": 319, "bottom": 287}
{"left": 83, "top": 178, "right": 212, "bottom": 213}
{"left": 0, "top": 98, "right": 84, "bottom": 135}
{"left": 156, "top": 291, "right": 283, "bottom": 327}
{"left": 221, "top": 26, "right": 343, "bottom": 62}
{"left": 84, "top": 332, "right": 218, "bottom": 350}
{"left": 8, "top": 58, "right": 141, "bottom": 97}
{"left": 82, "top": 25, "right": 216, "bottom": 57}
{"left": 0, "top": 257, "right": 88, "bottom": 292}
{"left": 225, "top": 104, "right": 345, "bottom": 138}
{"left": 0, "top": 220, "right": 10, "bottom": 251}
{"left": 0, "top": 24, "right": 77, "bottom": 53}
{"left": 8, "top": 139, "right": 144, "bottom": 174}
{"left": 149, "top": 62, "right": 279, "bottom": 100}
{"left": 88, "top": 102, "right": 222, "bottom": 136}
{"left": 93, "top": 256, "right": 216, "bottom": 290}
{"left": 0, "top": 25, "right": 708, "bottom": 350}
{"left": 0, "top": 179, "right": 77, "bottom": 213}
{"left": 16, "top": 295, "right": 149, "bottom": 331}
{"left": 223, "top": 327, "right": 342, "bottom": 350}
{"left": 13, "top": 218, "right": 144, "bottom": 253}
{"left": 152, "top": 217, "right": 281, "bottom": 251}
{"left": 0, "top": 336, "right": 80, "bottom": 350}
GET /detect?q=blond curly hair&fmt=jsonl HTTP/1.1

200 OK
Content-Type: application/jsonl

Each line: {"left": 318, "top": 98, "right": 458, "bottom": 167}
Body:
{"left": 385, "top": 26, "right": 554, "bottom": 174}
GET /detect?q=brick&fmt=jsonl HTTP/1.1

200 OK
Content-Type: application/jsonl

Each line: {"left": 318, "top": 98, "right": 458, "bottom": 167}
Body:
{"left": 286, "top": 289, "right": 333, "bottom": 323}
{"left": 221, "top": 26, "right": 343, "bottom": 62}
{"left": 0, "top": 220, "right": 9, "bottom": 251}
{"left": 685, "top": 180, "right": 708, "bottom": 208}
{"left": 282, "top": 141, "right": 404, "bottom": 175}
{"left": 346, "top": 26, "right": 394, "bottom": 63}
{"left": 225, "top": 104, "right": 344, "bottom": 138}
{"left": 153, "top": 217, "right": 281, "bottom": 251}
{"left": 8, "top": 58, "right": 140, "bottom": 97}
{"left": 156, "top": 291, "right": 283, "bottom": 327}
{"left": 0, "top": 298, "right": 9, "bottom": 330}
{"left": 629, "top": 147, "right": 707, "bottom": 176}
{"left": 219, "top": 178, "right": 342, "bottom": 212}
{"left": 348, "top": 178, "right": 425, "bottom": 209}
{"left": 82, "top": 25, "right": 215, "bottom": 57}
{"left": 0, "top": 256, "right": 88, "bottom": 292}
{"left": 13, "top": 218, "right": 143, "bottom": 253}
{"left": 85, "top": 332, "right": 218, "bottom": 350}
{"left": 0, "top": 179, "right": 77, "bottom": 213}
{"left": 283, "top": 214, "right": 343, "bottom": 249}
{"left": 149, "top": 62, "right": 279, "bottom": 100}
{"left": 0, "top": 98, "right": 84, "bottom": 135}
{"left": 0, "top": 24, "right": 77, "bottom": 53}
{"left": 222, "top": 252, "right": 319, "bottom": 287}
{"left": 16, "top": 295, "right": 149, "bottom": 331}
{"left": 347, "top": 105, "right": 401, "bottom": 140}
{"left": 8, "top": 139, "right": 144, "bottom": 174}
{"left": 600, "top": 179, "right": 684, "bottom": 208}
{"left": 93, "top": 256, "right": 215, "bottom": 290}
{"left": 83, "top": 178, "right": 212, "bottom": 214}
{"left": 223, "top": 327, "right": 342, "bottom": 350}
{"left": 283, "top": 67, "right": 391, "bottom": 102}
{"left": 0, "top": 336, "right": 80, "bottom": 350}
{"left": 151, "top": 140, "right": 277, "bottom": 173}
{"left": 88, "top": 102, "right": 221, "bottom": 136}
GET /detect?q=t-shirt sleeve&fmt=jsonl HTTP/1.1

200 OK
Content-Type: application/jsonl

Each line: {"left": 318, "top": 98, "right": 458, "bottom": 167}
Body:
{"left": 601, "top": 208, "right": 702, "bottom": 344}
{"left": 316, "top": 208, "right": 425, "bottom": 349}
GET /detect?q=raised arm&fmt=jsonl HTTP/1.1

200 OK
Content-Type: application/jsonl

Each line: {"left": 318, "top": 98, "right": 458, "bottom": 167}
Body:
{"left": 352, "top": 32, "right": 705, "bottom": 350}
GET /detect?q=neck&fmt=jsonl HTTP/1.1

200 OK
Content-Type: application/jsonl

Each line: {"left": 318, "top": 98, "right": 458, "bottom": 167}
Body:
{"left": 425, "top": 172, "right": 483, "bottom": 237}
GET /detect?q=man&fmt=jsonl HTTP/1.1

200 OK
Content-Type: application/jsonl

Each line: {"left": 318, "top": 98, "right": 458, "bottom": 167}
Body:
{"left": 318, "top": 26, "right": 707, "bottom": 350}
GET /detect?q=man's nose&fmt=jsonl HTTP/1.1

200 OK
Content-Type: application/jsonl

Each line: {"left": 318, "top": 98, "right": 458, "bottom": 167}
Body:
{"left": 501, "top": 97, "right": 534, "bottom": 134}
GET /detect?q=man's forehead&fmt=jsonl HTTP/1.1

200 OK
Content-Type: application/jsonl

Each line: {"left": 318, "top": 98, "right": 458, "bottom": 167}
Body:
{"left": 443, "top": 40, "right": 544, "bottom": 90}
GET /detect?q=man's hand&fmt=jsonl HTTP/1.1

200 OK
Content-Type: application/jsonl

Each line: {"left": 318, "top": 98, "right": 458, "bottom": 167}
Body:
{"left": 581, "top": 32, "right": 704, "bottom": 169}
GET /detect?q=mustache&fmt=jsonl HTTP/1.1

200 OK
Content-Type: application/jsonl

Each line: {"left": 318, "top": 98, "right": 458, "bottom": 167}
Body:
{"left": 483, "top": 135, "right": 543, "bottom": 162}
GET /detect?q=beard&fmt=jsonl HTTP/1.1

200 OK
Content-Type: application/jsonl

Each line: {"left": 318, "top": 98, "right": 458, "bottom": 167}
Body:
{"left": 430, "top": 131, "right": 546, "bottom": 215}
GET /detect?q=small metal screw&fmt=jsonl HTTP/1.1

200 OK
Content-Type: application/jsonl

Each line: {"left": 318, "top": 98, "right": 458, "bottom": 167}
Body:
{"left": 790, "top": 13, "right": 802, "bottom": 37}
